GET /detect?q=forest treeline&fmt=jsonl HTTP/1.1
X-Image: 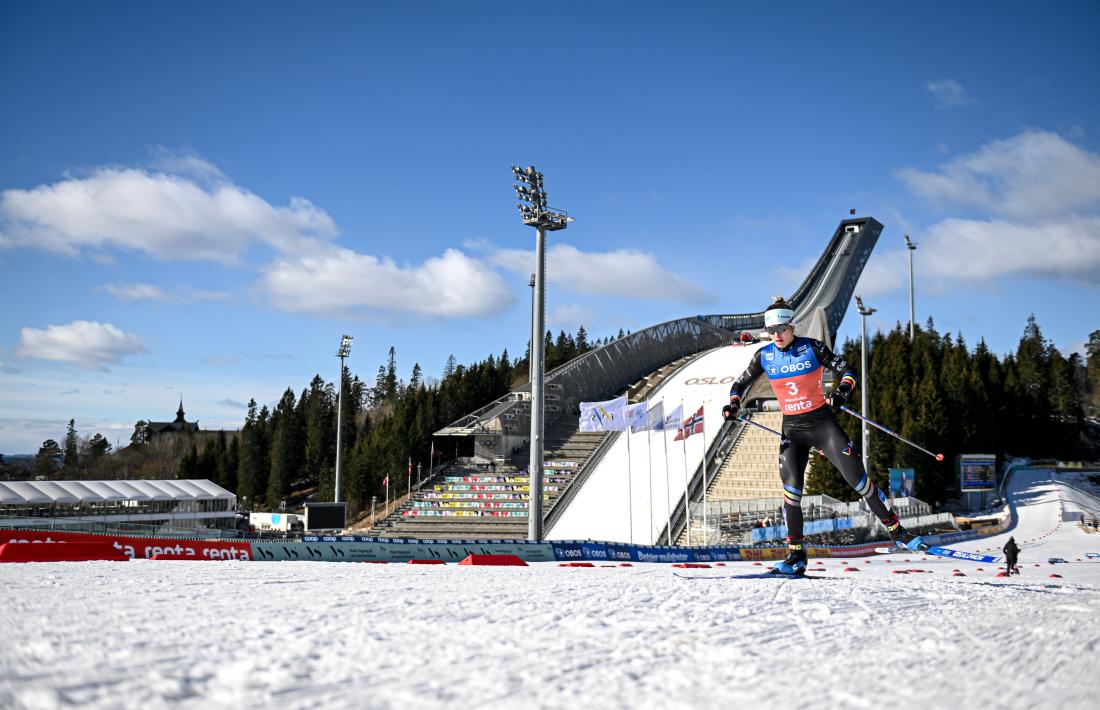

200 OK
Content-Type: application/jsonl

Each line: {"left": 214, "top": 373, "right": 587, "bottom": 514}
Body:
{"left": 13, "top": 317, "right": 1098, "bottom": 515}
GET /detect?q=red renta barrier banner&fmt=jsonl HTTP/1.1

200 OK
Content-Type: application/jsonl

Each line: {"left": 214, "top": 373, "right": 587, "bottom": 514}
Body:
{"left": 1, "top": 530, "right": 255, "bottom": 561}
{"left": 0, "top": 541, "right": 130, "bottom": 563}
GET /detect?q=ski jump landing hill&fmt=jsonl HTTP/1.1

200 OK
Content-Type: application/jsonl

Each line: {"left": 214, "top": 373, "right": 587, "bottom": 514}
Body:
{"left": 429, "top": 217, "right": 883, "bottom": 544}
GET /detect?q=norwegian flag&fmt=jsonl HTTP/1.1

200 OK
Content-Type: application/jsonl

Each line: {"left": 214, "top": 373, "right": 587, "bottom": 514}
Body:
{"left": 673, "top": 406, "right": 705, "bottom": 441}
{"left": 382, "top": 475, "right": 389, "bottom": 488}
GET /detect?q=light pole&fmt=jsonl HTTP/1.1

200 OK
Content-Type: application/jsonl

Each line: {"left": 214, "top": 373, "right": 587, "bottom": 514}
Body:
{"left": 334, "top": 335, "right": 353, "bottom": 503}
{"left": 513, "top": 164, "right": 571, "bottom": 541}
{"left": 905, "top": 234, "right": 918, "bottom": 342}
{"left": 854, "top": 296, "right": 876, "bottom": 474}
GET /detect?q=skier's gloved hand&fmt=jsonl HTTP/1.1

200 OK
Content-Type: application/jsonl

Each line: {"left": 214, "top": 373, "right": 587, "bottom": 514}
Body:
{"left": 830, "top": 382, "right": 853, "bottom": 409}
{"left": 721, "top": 399, "right": 741, "bottom": 421}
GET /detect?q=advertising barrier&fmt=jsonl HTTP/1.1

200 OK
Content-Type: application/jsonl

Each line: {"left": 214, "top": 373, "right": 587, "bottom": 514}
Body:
{"left": 2, "top": 527, "right": 1011, "bottom": 564}
{"left": 3, "top": 529, "right": 256, "bottom": 560}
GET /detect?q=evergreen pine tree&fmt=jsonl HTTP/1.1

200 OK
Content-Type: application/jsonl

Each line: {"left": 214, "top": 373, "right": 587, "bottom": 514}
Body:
{"left": 303, "top": 375, "right": 334, "bottom": 493}
{"left": 178, "top": 444, "right": 199, "bottom": 479}
{"left": 237, "top": 399, "right": 264, "bottom": 507}
{"left": 63, "top": 419, "right": 79, "bottom": 470}
{"left": 1086, "top": 330, "right": 1100, "bottom": 417}
{"left": 195, "top": 438, "right": 219, "bottom": 482}
{"left": 1015, "top": 315, "right": 1049, "bottom": 416}
{"left": 35, "top": 439, "right": 63, "bottom": 479}
{"left": 384, "top": 347, "right": 399, "bottom": 402}
{"left": 371, "top": 364, "right": 387, "bottom": 409}
{"left": 218, "top": 432, "right": 240, "bottom": 491}
{"left": 130, "top": 420, "right": 149, "bottom": 447}
{"left": 267, "top": 388, "right": 300, "bottom": 508}
{"left": 86, "top": 434, "right": 111, "bottom": 462}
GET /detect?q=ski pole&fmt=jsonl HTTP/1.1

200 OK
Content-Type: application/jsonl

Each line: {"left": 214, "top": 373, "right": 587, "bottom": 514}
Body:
{"left": 736, "top": 416, "right": 824, "bottom": 457}
{"left": 837, "top": 405, "right": 945, "bottom": 461}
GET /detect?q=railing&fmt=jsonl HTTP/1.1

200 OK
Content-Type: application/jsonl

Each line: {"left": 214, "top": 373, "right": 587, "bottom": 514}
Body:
{"left": 663, "top": 411, "right": 764, "bottom": 545}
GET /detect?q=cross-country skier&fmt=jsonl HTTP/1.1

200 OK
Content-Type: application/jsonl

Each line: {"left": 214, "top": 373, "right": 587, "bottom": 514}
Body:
{"left": 722, "top": 297, "right": 924, "bottom": 575}
{"left": 1003, "top": 536, "right": 1020, "bottom": 575}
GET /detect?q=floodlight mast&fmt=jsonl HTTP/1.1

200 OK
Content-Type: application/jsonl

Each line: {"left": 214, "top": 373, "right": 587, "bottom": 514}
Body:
{"left": 512, "top": 165, "right": 570, "bottom": 541}
{"left": 904, "top": 234, "right": 918, "bottom": 342}
{"left": 854, "top": 297, "right": 876, "bottom": 475}
{"left": 334, "top": 335, "right": 353, "bottom": 503}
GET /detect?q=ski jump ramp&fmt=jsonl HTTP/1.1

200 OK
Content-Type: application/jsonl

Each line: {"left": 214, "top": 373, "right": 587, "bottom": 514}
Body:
{"left": 437, "top": 217, "right": 883, "bottom": 544}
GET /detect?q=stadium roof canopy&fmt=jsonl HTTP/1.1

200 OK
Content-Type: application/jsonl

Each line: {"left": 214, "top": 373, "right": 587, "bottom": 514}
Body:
{"left": 0, "top": 479, "right": 235, "bottom": 505}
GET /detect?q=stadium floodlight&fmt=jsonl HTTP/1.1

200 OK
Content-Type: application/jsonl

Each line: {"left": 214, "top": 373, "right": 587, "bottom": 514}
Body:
{"left": 512, "top": 165, "right": 571, "bottom": 541}
{"left": 854, "top": 297, "right": 877, "bottom": 475}
{"left": 904, "top": 234, "right": 918, "bottom": 342}
{"left": 334, "top": 334, "right": 354, "bottom": 503}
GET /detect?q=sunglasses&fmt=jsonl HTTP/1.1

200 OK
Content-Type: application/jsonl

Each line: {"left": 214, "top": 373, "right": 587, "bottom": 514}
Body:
{"left": 765, "top": 325, "right": 792, "bottom": 335}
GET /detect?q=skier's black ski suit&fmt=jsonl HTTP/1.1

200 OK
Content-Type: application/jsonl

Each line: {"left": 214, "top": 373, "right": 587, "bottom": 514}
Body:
{"left": 728, "top": 337, "right": 898, "bottom": 541}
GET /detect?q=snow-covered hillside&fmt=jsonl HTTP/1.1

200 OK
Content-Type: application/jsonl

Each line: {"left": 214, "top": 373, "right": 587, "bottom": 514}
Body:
{"left": 2, "top": 468, "right": 1098, "bottom": 709}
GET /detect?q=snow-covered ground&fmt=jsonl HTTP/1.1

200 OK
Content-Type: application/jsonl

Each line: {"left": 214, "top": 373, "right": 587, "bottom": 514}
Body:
{"left": 3, "top": 468, "right": 1099, "bottom": 710}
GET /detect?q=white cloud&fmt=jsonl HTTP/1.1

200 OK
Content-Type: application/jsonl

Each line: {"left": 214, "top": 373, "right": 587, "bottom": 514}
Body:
{"left": 492, "top": 243, "right": 712, "bottom": 304}
{"left": 897, "top": 130, "right": 1100, "bottom": 219}
{"left": 877, "top": 131, "right": 1100, "bottom": 291}
{"left": 203, "top": 355, "right": 241, "bottom": 367}
{"left": 148, "top": 147, "right": 227, "bottom": 184}
{"left": 927, "top": 79, "right": 973, "bottom": 108}
{"left": 920, "top": 215, "right": 1100, "bottom": 284}
{"left": 1059, "top": 339, "right": 1087, "bottom": 359}
{"left": 857, "top": 215, "right": 1100, "bottom": 296}
{"left": 102, "top": 283, "right": 172, "bottom": 302}
{"left": 15, "top": 321, "right": 146, "bottom": 369}
{"left": 262, "top": 247, "right": 515, "bottom": 319}
{"left": 101, "top": 282, "right": 229, "bottom": 303}
{"left": 0, "top": 159, "right": 337, "bottom": 262}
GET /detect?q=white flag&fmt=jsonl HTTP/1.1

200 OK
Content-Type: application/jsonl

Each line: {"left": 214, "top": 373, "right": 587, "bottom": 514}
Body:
{"left": 655, "top": 404, "right": 683, "bottom": 432}
{"left": 635, "top": 401, "right": 664, "bottom": 434}
{"left": 579, "top": 395, "right": 628, "bottom": 432}
{"left": 626, "top": 402, "right": 647, "bottom": 433}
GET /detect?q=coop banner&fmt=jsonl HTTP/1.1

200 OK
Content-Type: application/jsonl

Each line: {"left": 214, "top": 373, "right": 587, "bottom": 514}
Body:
{"left": 287, "top": 536, "right": 557, "bottom": 562}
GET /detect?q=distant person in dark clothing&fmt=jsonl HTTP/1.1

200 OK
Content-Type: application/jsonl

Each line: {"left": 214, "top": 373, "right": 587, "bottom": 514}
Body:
{"left": 1003, "top": 537, "right": 1020, "bottom": 575}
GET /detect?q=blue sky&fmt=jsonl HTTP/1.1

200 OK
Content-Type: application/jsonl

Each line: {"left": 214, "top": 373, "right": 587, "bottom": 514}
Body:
{"left": 2, "top": 1, "right": 1099, "bottom": 454}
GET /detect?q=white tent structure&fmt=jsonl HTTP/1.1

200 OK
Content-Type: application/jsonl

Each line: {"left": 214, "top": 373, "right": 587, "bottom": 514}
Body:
{"left": 0, "top": 479, "right": 237, "bottom": 534}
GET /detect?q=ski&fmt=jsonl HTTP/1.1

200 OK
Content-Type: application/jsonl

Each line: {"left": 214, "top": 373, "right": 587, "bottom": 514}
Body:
{"left": 674, "top": 571, "right": 829, "bottom": 580}
{"left": 873, "top": 545, "right": 1001, "bottom": 564}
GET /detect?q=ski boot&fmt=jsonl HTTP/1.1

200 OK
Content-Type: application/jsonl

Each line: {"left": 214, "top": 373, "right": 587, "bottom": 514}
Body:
{"left": 770, "top": 542, "right": 808, "bottom": 576}
{"left": 888, "top": 521, "right": 927, "bottom": 552}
